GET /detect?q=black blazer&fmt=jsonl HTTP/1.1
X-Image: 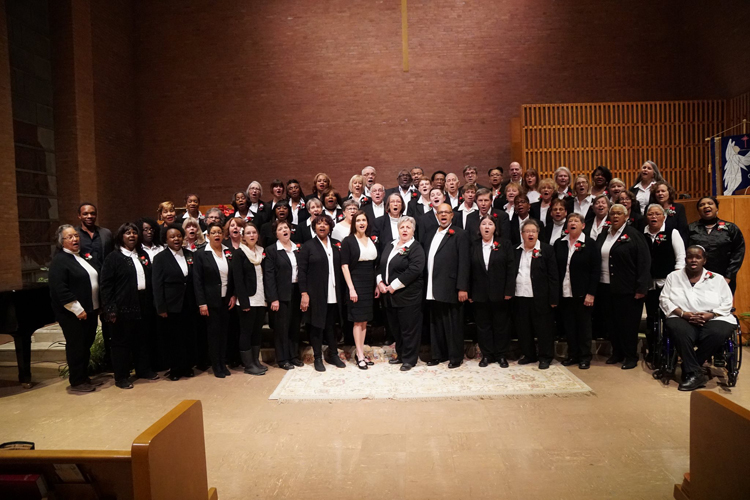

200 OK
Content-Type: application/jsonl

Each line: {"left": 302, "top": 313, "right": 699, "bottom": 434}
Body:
{"left": 421, "top": 225, "right": 471, "bottom": 303}
{"left": 100, "top": 249, "right": 153, "bottom": 321}
{"left": 232, "top": 247, "right": 259, "bottom": 309}
{"left": 596, "top": 225, "right": 651, "bottom": 295}
{"left": 152, "top": 248, "right": 195, "bottom": 314}
{"left": 373, "top": 215, "right": 400, "bottom": 252}
{"left": 298, "top": 223, "right": 317, "bottom": 244}
{"left": 48, "top": 251, "right": 100, "bottom": 320}
{"left": 553, "top": 235, "right": 600, "bottom": 298}
{"left": 460, "top": 210, "right": 512, "bottom": 242}
{"left": 529, "top": 201, "right": 553, "bottom": 227}
{"left": 664, "top": 203, "right": 688, "bottom": 242}
{"left": 264, "top": 243, "right": 299, "bottom": 303}
{"left": 297, "top": 237, "right": 344, "bottom": 328}
{"left": 377, "top": 240, "right": 426, "bottom": 307}
{"left": 75, "top": 225, "right": 114, "bottom": 269}
{"left": 542, "top": 220, "right": 567, "bottom": 245}
{"left": 511, "top": 241, "right": 560, "bottom": 311}
{"left": 626, "top": 211, "right": 647, "bottom": 233}
{"left": 469, "top": 238, "right": 516, "bottom": 302}
{"left": 292, "top": 202, "right": 310, "bottom": 227}
{"left": 362, "top": 202, "right": 386, "bottom": 223}
{"left": 416, "top": 212, "right": 439, "bottom": 242}
{"left": 406, "top": 197, "right": 432, "bottom": 219}
{"left": 193, "top": 247, "right": 235, "bottom": 308}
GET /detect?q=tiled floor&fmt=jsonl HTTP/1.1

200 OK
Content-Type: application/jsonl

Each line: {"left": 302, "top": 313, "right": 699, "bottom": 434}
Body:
{"left": 1, "top": 353, "right": 748, "bottom": 500}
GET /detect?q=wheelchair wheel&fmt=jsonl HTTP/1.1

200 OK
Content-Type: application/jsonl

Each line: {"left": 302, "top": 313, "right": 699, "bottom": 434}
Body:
{"left": 728, "top": 372, "right": 738, "bottom": 387}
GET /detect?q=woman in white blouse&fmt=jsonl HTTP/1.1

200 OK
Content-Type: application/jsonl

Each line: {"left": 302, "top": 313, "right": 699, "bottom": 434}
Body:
{"left": 331, "top": 199, "right": 359, "bottom": 241}
{"left": 660, "top": 245, "right": 735, "bottom": 391}
{"left": 341, "top": 211, "right": 380, "bottom": 369}
{"left": 49, "top": 225, "right": 101, "bottom": 392}
{"left": 138, "top": 217, "right": 164, "bottom": 261}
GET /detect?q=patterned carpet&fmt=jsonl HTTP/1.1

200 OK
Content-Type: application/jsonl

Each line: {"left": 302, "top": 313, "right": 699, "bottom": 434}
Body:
{"left": 268, "top": 360, "right": 594, "bottom": 401}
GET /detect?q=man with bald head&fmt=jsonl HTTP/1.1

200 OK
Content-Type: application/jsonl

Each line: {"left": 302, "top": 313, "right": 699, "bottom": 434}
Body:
{"left": 363, "top": 182, "right": 386, "bottom": 221}
{"left": 362, "top": 166, "right": 376, "bottom": 196}
{"left": 509, "top": 162, "right": 523, "bottom": 184}
{"left": 422, "top": 203, "right": 470, "bottom": 368}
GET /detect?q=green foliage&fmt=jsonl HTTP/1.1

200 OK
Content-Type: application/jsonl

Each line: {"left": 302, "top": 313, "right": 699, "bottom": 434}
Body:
{"left": 58, "top": 325, "right": 106, "bottom": 379}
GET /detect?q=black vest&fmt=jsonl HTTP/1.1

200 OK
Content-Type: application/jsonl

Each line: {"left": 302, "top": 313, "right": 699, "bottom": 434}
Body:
{"left": 647, "top": 231, "right": 676, "bottom": 279}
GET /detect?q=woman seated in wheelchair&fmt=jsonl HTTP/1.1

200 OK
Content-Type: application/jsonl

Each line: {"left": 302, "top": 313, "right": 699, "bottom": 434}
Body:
{"left": 659, "top": 245, "right": 736, "bottom": 391}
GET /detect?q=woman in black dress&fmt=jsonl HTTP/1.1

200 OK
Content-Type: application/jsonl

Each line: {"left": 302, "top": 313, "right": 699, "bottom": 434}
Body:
{"left": 100, "top": 223, "right": 159, "bottom": 389}
{"left": 341, "top": 210, "right": 379, "bottom": 369}
{"left": 469, "top": 214, "right": 515, "bottom": 368}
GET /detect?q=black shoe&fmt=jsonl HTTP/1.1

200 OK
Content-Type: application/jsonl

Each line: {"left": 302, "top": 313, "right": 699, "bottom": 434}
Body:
{"left": 479, "top": 357, "right": 490, "bottom": 367}
{"left": 86, "top": 377, "right": 104, "bottom": 387}
{"left": 278, "top": 362, "right": 295, "bottom": 370}
{"left": 713, "top": 354, "right": 726, "bottom": 368}
{"left": 365, "top": 357, "right": 375, "bottom": 366}
{"left": 426, "top": 359, "right": 443, "bottom": 366}
{"left": 314, "top": 358, "right": 326, "bottom": 372}
{"left": 139, "top": 371, "right": 159, "bottom": 381}
{"left": 389, "top": 358, "right": 403, "bottom": 364}
{"left": 185, "top": 369, "right": 195, "bottom": 377}
{"left": 578, "top": 361, "right": 590, "bottom": 370}
{"left": 71, "top": 382, "right": 96, "bottom": 393}
{"left": 355, "top": 354, "right": 368, "bottom": 370}
{"left": 115, "top": 379, "right": 134, "bottom": 389}
{"left": 448, "top": 361, "right": 462, "bottom": 369}
{"left": 678, "top": 373, "right": 708, "bottom": 391}
{"left": 400, "top": 363, "right": 413, "bottom": 371}
{"left": 326, "top": 354, "right": 346, "bottom": 368}
{"left": 621, "top": 360, "right": 638, "bottom": 370}
{"left": 290, "top": 358, "right": 304, "bottom": 367}
{"left": 538, "top": 361, "right": 550, "bottom": 370}
{"left": 169, "top": 374, "right": 180, "bottom": 381}
{"left": 498, "top": 357, "right": 509, "bottom": 368}
{"left": 561, "top": 358, "right": 578, "bottom": 366}
{"left": 517, "top": 356, "right": 537, "bottom": 365}
{"left": 213, "top": 366, "right": 226, "bottom": 378}
{"left": 606, "top": 356, "right": 623, "bottom": 365}
{"left": 222, "top": 366, "right": 231, "bottom": 376}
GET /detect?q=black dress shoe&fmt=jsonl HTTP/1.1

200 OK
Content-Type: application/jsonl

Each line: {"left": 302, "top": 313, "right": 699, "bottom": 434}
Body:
{"left": 314, "top": 358, "right": 326, "bottom": 372}
{"left": 517, "top": 356, "right": 537, "bottom": 365}
{"left": 621, "top": 360, "right": 638, "bottom": 370}
{"left": 365, "top": 358, "right": 374, "bottom": 366}
{"left": 448, "top": 361, "right": 461, "bottom": 369}
{"left": 222, "top": 366, "right": 232, "bottom": 376}
{"left": 279, "top": 362, "right": 295, "bottom": 370}
{"left": 498, "top": 357, "right": 509, "bottom": 368}
{"left": 678, "top": 373, "right": 708, "bottom": 391}
{"left": 71, "top": 382, "right": 96, "bottom": 392}
{"left": 169, "top": 374, "right": 180, "bottom": 381}
{"left": 185, "top": 369, "right": 195, "bottom": 377}
{"left": 214, "top": 371, "right": 226, "bottom": 379}
{"left": 606, "top": 356, "right": 623, "bottom": 365}
{"left": 426, "top": 359, "right": 443, "bottom": 366}
{"left": 389, "top": 358, "right": 403, "bottom": 365}
{"left": 115, "top": 379, "right": 134, "bottom": 389}
{"left": 538, "top": 360, "right": 550, "bottom": 370}
{"left": 139, "top": 371, "right": 159, "bottom": 380}
{"left": 290, "top": 358, "right": 304, "bottom": 367}
{"left": 400, "top": 363, "right": 413, "bottom": 371}
{"left": 561, "top": 358, "right": 578, "bottom": 366}
{"left": 326, "top": 355, "right": 346, "bottom": 368}
{"left": 478, "top": 357, "right": 490, "bottom": 367}
{"left": 578, "top": 361, "right": 590, "bottom": 370}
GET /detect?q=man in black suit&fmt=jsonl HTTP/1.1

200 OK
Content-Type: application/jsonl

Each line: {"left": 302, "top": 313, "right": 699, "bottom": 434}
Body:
{"left": 385, "top": 169, "right": 415, "bottom": 208}
{"left": 410, "top": 166, "right": 424, "bottom": 189}
{"left": 422, "top": 203, "right": 470, "bottom": 368}
{"left": 462, "top": 188, "right": 511, "bottom": 242}
{"left": 363, "top": 183, "right": 386, "bottom": 222}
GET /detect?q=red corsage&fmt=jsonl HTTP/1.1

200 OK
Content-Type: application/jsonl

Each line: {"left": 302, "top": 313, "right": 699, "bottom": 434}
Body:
{"left": 492, "top": 241, "right": 500, "bottom": 251}
{"left": 619, "top": 234, "right": 630, "bottom": 242}
{"left": 717, "top": 221, "right": 727, "bottom": 231}
{"left": 448, "top": 229, "right": 455, "bottom": 236}
{"left": 186, "top": 256, "right": 193, "bottom": 265}
{"left": 705, "top": 271, "right": 715, "bottom": 280}
{"left": 224, "top": 249, "right": 233, "bottom": 260}
{"left": 411, "top": 191, "right": 418, "bottom": 198}
{"left": 361, "top": 196, "right": 369, "bottom": 204}
{"left": 603, "top": 220, "right": 612, "bottom": 227}
{"left": 299, "top": 199, "right": 306, "bottom": 209}
{"left": 337, "top": 214, "right": 344, "bottom": 222}
{"left": 564, "top": 229, "right": 570, "bottom": 235}
{"left": 84, "top": 253, "right": 93, "bottom": 261}
{"left": 334, "top": 242, "right": 341, "bottom": 249}
{"left": 258, "top": 203, "right": 265, "bottom": 211}
{"left": 666, "top": 205, "right": 676, "bottom": 217}
{"left": 371, "top": 235, "right": 378, "bottom": 243}
{"left": 294, "top": 243, "right": 301, "bottom": 252}
{"left": 139, "top": 255, "right": 149, "bottom": 267}
{"left": 532, "top": 248, "right": 541, "bottom": 259}
{"left": 655, "top": 233, "right": 667, "bottom": 245}
{"left": 398, "top": 246, "right": 410, "bottom": 256}
{"left": 574, "top": 241, "right": 584, "bottom": 252}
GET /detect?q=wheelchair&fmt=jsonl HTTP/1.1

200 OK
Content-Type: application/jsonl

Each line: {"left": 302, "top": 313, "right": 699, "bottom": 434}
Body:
{"left": 650, "top": 310, "right": 742, "bottom": 387}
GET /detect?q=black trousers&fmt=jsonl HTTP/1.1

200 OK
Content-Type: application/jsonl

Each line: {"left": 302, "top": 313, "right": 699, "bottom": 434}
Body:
{"left": 592, "top": 283, "right": 610, "bottom": 340}
{"left": 194, "top": 316, "right": 210, "bottom": 368}
{"left": 59, "top": 314, "right": 98, "bottom": 386}
{"left": 607, "top": 292, "right": 643, "bottom": 363}
{"left": 227, "top": 307, "right": 241, "bottom": 365}
{"left": 271, "top": 284, "right": 302, "bottom": 363}
{"left": 111, "top": 317, "right": 151, "bottom": 382}
{"left": 644, "top": 287, "right": 663, "bottom": 354}
{"left": 165, "top": 311, "right": 195, "bottom": 377}
{"left": 513, "top": 297, "right": 555, "bottom": 362}
{"left": 239, "top": 306, "right": 266, "bottom": 351}
{"left": 429, "top": 301, "right": 464, "bottom": 364}
{"left": 12, "top": 331, "right": 32, "bottom": 384}
{"left": 560, "top": 297, "right": 593, "bottom": 362}
{"left": 474, "top": 300, "right": 510, "bottom": 360}
{"left": 666, "top": 318, "right": 734, "bottom": 376}
{"left": 309, "top": 304, "right": 339, "bottom": 359}
{"left": 386, "top": 302, "right": 422, "bottom": 366}
{"left": 207, "top": 296, "right": 231, "bottom": 371}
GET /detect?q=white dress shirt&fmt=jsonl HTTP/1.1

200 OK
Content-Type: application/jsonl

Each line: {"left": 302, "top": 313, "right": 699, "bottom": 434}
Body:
{"left": 276, "top": 240, "right": 298, "bottom": 283}
{"left": 516, "top": 214, "right": 529, "bottom": 242}
{"left": 388, "top": 216, "right": 400, "bottom": 241}
{"left": 398, "top": 186, "right": 414, "bottom": 207}
{"left": 426, "top": 226, "right": 450, "bottom": 300}
{"left": 447, "top": 192, "right": 461, "bottom": 209}
{"left": 417, "top": 196, "right": 431, "bottom": 214}
{"left": 644, "top": 225, "right": 686, "bottom": 289}
{"left": 376, "top": 238, "right": 415, "bottom": 291}
{"left": 600, "top": 226, "right": 625, "bottom": 284}
{"left": 549, "top": 220, "right": 566, "bottom": 244}
{"left": 317, "top": 237, "right": 337, "bottom": 303}
{"left": 142, "top": 243, "right": 164, "bottom": 262}
{"left": 206, "top": 245, "right": 229, "bottom": 298}
{"left": 515, "top": 240, "right": 541, "bottom": 297}
{"left": 456, "top": 203, "right": 478, "bottom": 228}
{"left": 120, "top": 247, "right": 146, "bottom": 290}
{"left": 370, "top": 202, "right": 385, "bottom": 219}
{"left": 660, "top": 268, "right": 734, "bottom": 324}
{"left": 62, "top": 248, "right": 100, "bottom": 315}
{"left": 170, "top": 247, "right": 188, "bottom": 276}
{"left": 633, "top": 181, "right": 655, "bottom": 214}
{"left": 526, "top": 190, "right": 541, "bottom": 204}
{"left": 539, "top": 203, "right": 550, "bottom": 226}
{"left": 481, "top": 240, "right": 494, "bottom": 270}
{"left": 331, "top": 222, "right": 350, "bottom": 242}
{"left": 561, "top": 233, "right": 586, "bottom": 298}
{"left": 504, "top": 203, "right": 515, "bottom": 220}
{"left": 573, "top": 195, "right": 594, "bottom": 217}
{"left": 589, "top": 217, "right": 608, "bottom": 240}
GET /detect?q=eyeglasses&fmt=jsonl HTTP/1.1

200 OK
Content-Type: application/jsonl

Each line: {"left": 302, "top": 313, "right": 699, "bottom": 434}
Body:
{"left": 63, "top": 235, "right": 80, "bottom": 241}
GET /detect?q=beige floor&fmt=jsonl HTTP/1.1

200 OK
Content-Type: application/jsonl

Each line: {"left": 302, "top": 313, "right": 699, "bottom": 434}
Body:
{"left": 1, "top": 353, "right": 749, "bottom": 500}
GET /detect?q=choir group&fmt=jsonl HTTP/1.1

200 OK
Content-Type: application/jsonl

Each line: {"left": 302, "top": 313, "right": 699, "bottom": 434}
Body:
{"left": 48, "top": 162, "right": 745, "bottom": 392}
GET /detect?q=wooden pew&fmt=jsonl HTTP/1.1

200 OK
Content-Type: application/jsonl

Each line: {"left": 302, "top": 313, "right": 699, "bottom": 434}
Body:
{"left": 674, "top": 391, "right": 750, "bottom": 499}
{"left": 0, "top": 400, "right": 218, "bottom": 500}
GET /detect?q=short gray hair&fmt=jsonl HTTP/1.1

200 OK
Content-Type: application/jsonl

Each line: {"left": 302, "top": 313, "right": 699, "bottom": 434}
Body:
{"left": 362, "top": 165, "right": 376, "bottom": 175}
{"left": 521, "top": 219, "right": 540, "bottom": 233}
{"left": 306, "top": 197, "right": 323, "bottom": 209}
{"left": 246, "top": 180, "right": 263, "bottom": 197}
{"left": 342, "top": 199, "right": 359, "bottom": 210}
{"left": 205, "top": 207, "right": 222, "bottom": 218}
{"left": 55, "top": 224, "right": 76, "bottom": 249}
{"left": 645, "top": 203, "right": 666, "bottom": 216}
{"left": 609, "top": 203, "right": 627, "bottom": 215}
{"left": 397, "top": 215, "right": 416, "bottom": 231}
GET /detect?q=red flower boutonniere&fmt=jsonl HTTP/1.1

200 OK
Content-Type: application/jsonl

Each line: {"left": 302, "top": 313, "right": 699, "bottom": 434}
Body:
{"left": 603, "top": 220, "right": 612, "bottom": 227}
{"left": 218, "top": 204, "right": 234, "bottom": 217}
{"left": 574, "top": 241, "right": 584, "bottom": 252}
{"left": 564, "top": 229, "right": 570, "bottom": 235}
{"left": 655, "top": 233, "right": 667, "bottom": 245}
{"left": 186, "top": 255, "right": 193, "bottom": 265}
{"left": 447, "top": 229, "right": 455, "bottom": 236}
{"left": 619, "top": 234, "right": 630, "bottom": 242}
{"left": 139, "top": 255, "right": 149, "bottom": 267}
{"left": 334, "top": 242, "right": 342, "bottom": 250}
{"left": 532, "top": 248, "right": 541, "bottom": 259}
{"left": 258, "top": 203, "right": 265, "bottom": 211}
{"left": 371, "top": 235, "right": 378, "bottom": 243}
{"left": 299, "top": 199, "right": 306, "bottom": 209}
{"left": 398, "top": 246, "right": 410, "bottom": 256}
{"left": 411, "top": 191, "right": 419, "bottom": 199}
{"left": 84, "top": 253, "right": 93, "bottom": 261}
{"left": 492, "top": 241, "right": 500, "bottom": 251}
{"left": 294, "top": 243, "right": 301, "bottom": 252}
{"left": 224, "top": 249, "right": 233, "bottom": 260}
{"left": 704, "top": 271, "right": 715, "bottom": 281}
{"left": 261, "top": 252, "right": 266, "bottom": 257}
{"left": 666, "top": 205, "right": 676, "bottom": 217}
{"left": 458, "top": 196, "right": 464, "bottom": 204}
{"left": 361, "top": 196, "right": 369, "bottom": 204}
{"left": 337, "top": 213, "right": 344, "bottom": 222}
{"left": 627, "top": 217, "right": 636, "bottom": 225}
{"left": 717, "top": 221, "right": 727, "bottom": 231}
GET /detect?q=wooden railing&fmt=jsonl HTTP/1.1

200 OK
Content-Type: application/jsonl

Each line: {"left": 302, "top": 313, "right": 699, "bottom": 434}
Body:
{"left": 519, "top": 100, "right": 727, "bottom": 197}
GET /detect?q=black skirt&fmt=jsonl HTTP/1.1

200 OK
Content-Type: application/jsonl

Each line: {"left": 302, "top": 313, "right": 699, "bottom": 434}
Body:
{"left": 347, "top": 260, "right": 375, "bottom": 322}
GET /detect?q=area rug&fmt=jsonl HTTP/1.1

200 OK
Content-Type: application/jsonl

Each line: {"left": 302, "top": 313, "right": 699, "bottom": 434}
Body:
{"left": 268, "top": 361, "right": 594, "bottom": 401}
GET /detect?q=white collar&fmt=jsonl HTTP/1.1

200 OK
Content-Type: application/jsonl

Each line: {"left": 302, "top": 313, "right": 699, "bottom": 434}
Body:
{"left": 562, "top": 232, "right": 586, "bottom": 243}
{"left": 518, "top": 239, "right": 542, "bottom": 251}
{"left": 417, "top": 196, "right": 430, "bottom": 205}
{"left": 576, "top": 195, "right": 593, "bottom": 203}
{"left": 645, "top": 222, "right": 666, "bottom": 235}
{"left": 371, "top": 200, "right": 384, "bottom": 207}
{"left": 183, "top": 211, "right": 203, "bottom": 219}
{"left": 276, "top": 240, "right": 294, "bottom": 251}
{"left": 553, "top": 219, "right": 566, "bottom": 227}
{"left": 63, "top": 248, "right": 79, "bottom": 256}
{"left": 437, "top": 224, "right": 452, "bottom": 234}
{"left": 205, "top": 244, "right": 228, "bottom": 252}
{"left": 170, "top": 247, "right": 184, "bottom": 257}
{"left": 120, "top": 247, "right": 138, "bottom": 257}
{"left": 457, "top": 202, "right": 477, "bottom": 212}
{"left": 394, "top": 237, "right": 416, "bottom": 249}
{"left": 636, "top": 180, "right": 656, "bottom": 192}
{"left": 399, "top": 185, "right": 413, "bottom": 193}
{"left": 481, "top": 239, "right": 495, "bottom": 249}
